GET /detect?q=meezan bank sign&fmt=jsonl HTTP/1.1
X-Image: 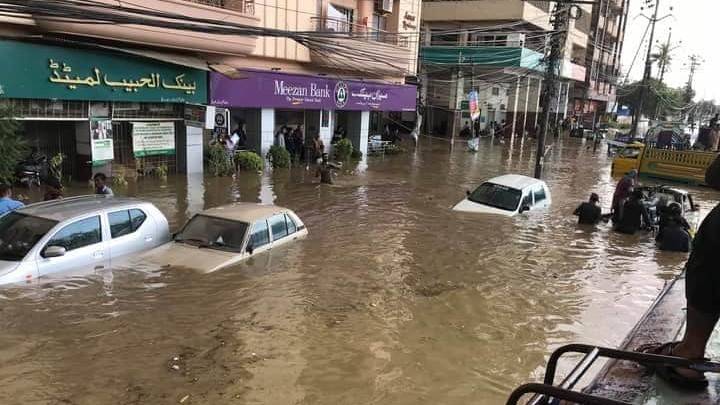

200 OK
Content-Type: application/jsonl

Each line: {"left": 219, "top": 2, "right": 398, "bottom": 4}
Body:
{"left": 210, "top": 70, "right": 416, "bottom": 112}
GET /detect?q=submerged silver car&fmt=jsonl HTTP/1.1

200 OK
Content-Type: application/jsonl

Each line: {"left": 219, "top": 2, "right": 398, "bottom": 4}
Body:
{"left": 0, "top": 195, "right": 170, "bottom": 285}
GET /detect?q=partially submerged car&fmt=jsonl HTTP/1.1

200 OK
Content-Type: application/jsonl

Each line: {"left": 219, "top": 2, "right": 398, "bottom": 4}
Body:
{"left": 0, "top": 196, "right": 170, "bottom": 285}
{"left": 141, "top": 203, "right": 307, "bottom": 273}
{"left": 636, "top": 185, "right": 701, "bottom": 232}
{"left": 453, "top": 174, "right": 551, "bottom": 217}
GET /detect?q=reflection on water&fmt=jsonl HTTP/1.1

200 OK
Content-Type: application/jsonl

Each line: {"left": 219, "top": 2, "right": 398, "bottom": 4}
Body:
{"left": 1, "top": 137, "right": 719, "bottom": 404}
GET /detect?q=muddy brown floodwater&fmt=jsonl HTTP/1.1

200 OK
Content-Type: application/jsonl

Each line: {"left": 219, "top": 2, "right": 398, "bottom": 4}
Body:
{"left": 1, "top": 137, "right": 719, "bottom": 405}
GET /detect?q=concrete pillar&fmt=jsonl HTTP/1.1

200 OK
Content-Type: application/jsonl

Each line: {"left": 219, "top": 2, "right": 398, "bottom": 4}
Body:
{"left": 511, "top": 75, "right": 521, "bottom": 139}
{"left": 359, "top": 110, "right": 369, "bottom": 157}
{"left": 357, "top": 0, "right": 374, "bottom": 33}
{"left": 522, "top": 76, "right": 531, "bottom": 136}
{"left": 563, "top": 83, "right": 571, "bottom": 119}
{"left": 534, "top": 78, "right": 543, "bottom": 128}
{"left": 260, "top": 108, "right": 275, "bottom": 156}
{"left": 319, "top": 110, "right": 333, "bottom": 153}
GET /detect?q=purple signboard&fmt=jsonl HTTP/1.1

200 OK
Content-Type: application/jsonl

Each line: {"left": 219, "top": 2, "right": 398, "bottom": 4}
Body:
{"left": 210, "top": 70, "right": 417, "bottom": 112}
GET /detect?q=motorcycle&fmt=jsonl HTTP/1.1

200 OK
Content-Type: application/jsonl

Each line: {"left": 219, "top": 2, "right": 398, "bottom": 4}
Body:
{"left": 15, "top": 152, "right": 49, "bottom": 187}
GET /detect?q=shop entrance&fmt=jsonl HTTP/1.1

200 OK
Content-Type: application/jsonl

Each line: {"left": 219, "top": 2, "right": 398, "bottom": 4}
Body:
{"left": 20, "top": 121, "right": 81, "bottom": 181}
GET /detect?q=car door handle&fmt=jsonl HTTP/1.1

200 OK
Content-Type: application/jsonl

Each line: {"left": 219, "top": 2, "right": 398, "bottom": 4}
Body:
{"left": 93, "top": 251, "right": 104, "bottom": 258}
{"left": 144, "top": 236, "right": 153, "bottom": 242}
{"left": 94, "top": 265, "right": 104, "bottom": 270}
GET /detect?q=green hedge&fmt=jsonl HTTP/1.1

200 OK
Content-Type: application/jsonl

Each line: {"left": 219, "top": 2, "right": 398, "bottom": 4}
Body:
{"left": 235, "top": 151, "right": 264, "bottom": 172}
{"left": 334, "top": 138, "right": 353, "bottom": 161}
{"left": 267, "top": 145, "right": 291, "bottom": 169}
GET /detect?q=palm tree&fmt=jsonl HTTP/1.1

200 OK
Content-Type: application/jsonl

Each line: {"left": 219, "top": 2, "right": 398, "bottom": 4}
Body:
{"left": 651, "top": 42, "right": 673, "bottom": 84}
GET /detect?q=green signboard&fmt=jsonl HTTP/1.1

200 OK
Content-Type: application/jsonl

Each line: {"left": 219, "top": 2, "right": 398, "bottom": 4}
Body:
{"left": 0, "top": 40, "right": 207, "bottom": 104}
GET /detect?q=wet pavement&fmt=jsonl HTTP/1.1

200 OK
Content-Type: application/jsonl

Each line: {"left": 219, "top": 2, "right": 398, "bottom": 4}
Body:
{"left": 1, "top": 136, "right": 719, "bottom": 404}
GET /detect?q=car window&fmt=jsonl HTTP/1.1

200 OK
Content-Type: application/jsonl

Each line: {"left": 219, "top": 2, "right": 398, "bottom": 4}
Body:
{"left": 286, "top": 214, "right": 297, "bottom": 235}
{"left": 269, "top": 214, "right": 288, "bottom": 240}
{"left": 130, "top": 209, "right": 147, "bottom": 231}
{"left": 250, "top": 220, "right": 270, "bottom": 248}
{"left": 521, "top": 194, "right": 532, "bottom": 208}
{"left": 175, "top": 215, "right": 248, "bottom": 252}
{"left": 46, "top": 216, "right": 102, "bottom": 252}
{"left": 468, "top": 182, "right": 522, "bottom": 211}
{"left": 0, "top": 213, "right": 58, "bottom": 261}
{"left": 108, "top": 210, "right": 133, "bottom": 238}
{"left": 534, "top": 187, "right": 547, "bottom": 203}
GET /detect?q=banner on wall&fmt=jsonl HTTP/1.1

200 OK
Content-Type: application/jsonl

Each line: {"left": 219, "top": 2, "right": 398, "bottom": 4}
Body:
{"left": 90, "top": 119, "right": 114, "bottom": 163}
{"left": 468, "top": 90, "right": 480, "bottom": 121}
{"left": 132, "top": 122, "right": 176, "bottom": 157}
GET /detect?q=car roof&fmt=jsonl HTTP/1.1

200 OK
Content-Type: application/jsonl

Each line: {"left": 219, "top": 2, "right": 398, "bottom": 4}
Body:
{"left": 486, "top": 174, "right": 545, "bottom": 190}
{"left": 18, "top": 195, "right": 149, "bottom": 221}
{"left": 199, "top": 203, "right": 294, "bottom": 223}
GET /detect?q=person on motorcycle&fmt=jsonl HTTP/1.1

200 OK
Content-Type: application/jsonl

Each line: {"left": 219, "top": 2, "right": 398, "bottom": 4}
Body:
{"left": 0, "top": 184, "right": 24, "bottom": 215}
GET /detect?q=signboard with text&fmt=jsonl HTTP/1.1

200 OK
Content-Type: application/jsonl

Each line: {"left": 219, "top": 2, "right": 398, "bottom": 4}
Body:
{"left": 210, "top": 70, "right": 417, "bottom": 111}
{"left": 90, "top": 119, "right": 114, "bottom": 163}
{"left": 0, "top": 40, "right": 207, "bottom": 103}
{"left": 132, "top": 122, "right": 176, "bottom": 157}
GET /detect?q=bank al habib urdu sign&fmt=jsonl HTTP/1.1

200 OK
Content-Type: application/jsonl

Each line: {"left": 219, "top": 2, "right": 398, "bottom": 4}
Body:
{"left": 0, "top": 40, "right": 207, "bottom": 104}
{"left": 210, "top": 70, "right": 417, "bottom": 111}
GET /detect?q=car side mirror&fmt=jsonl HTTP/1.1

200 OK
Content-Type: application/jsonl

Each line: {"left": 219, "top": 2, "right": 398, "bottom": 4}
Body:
{"left": 520, "top": 205, "right": 531, "bottom": 213}
{"left": 466, "top": 190, "right": 471, "bottom": 197}
{"left": 246, "top": 242, "right": 254, "bottom": 255}
{"left": 43, "top": 245, "right": 66, "bottom": 258}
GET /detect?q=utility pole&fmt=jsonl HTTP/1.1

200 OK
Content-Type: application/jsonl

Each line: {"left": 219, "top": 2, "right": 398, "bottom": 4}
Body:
{"left": 631, "top": 0, "right": 672, "bottom": 137}
{"left": 684, "top": 54, "right": 702, "bottom": 130}
{"left": 657, "top": 28, "right": 672, "bottom": 84}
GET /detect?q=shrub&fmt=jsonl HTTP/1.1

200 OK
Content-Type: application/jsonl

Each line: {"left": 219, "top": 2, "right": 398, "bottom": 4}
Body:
{"left": 334, "top": 138, "right": 354, "bottom": 161}
{"left": 205, "top": 143, "right": 234, "bottom": 176}
{"left": 351, "top": 149, "right": 363, "bottom": 159}
{"left": 49, "top": 152, "right": 65, "bottom": 184}
{"left": 267, "top": 145, "right": 291, "bottom": 169}
{"left": 384, "top": 145, "right": 406, "bottom": 155}
{"left": 235, "top": 151, "right": 264, "bottom": 172}
{"left": 0, "top": 107, "right": 28, "bottom": 184}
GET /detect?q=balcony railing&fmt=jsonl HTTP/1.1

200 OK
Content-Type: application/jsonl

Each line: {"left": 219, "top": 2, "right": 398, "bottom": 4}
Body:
{"left": 310, "top": 17, "right": 410, "bottom": 48}
{"left": 185, "top": 0, "right": 255, "bottom": 15}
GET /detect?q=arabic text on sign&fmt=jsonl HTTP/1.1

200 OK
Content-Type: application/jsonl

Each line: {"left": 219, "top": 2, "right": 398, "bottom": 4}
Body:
{"left": 48, "top": 60, "right": 197, "bottom": 94}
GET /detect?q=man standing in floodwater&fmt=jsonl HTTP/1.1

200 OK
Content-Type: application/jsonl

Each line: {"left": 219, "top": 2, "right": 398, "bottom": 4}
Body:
{"left": 573, "top": 193, "right": 602, "bottom": 225}
{"left": 639, "top": 154, "right": 720, "bottom": 389}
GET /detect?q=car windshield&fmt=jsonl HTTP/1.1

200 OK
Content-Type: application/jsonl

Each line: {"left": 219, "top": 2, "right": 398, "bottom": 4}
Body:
{"left": 174, "top": 214, "right": 249, "bottom": 253}
{"left": 468, "top": 182, "right": 522, "bottom": 211}
{"left": 0, "top": 212, "right": 58, "bottom": 261}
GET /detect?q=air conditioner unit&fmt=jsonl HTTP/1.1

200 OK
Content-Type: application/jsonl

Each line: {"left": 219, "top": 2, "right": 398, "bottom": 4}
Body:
{"left": 377, "top": 0, "right": 393, "bottom": 14}
{"left": 506, "top": 33, "right": 526, "bottom": 48}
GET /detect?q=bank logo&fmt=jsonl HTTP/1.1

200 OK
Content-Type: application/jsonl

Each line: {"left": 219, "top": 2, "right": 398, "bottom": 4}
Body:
{"left": 334, "top": 82, "right": 348, "bottom": 108}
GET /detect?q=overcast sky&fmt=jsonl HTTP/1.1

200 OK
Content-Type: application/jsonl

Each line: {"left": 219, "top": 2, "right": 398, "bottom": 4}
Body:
{"left": 621, "top": 0, "right": 718, "bottom": 101}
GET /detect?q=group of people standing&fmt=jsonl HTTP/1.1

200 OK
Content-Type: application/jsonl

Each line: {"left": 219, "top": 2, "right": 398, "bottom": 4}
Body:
{"left": 574, "top": 169, "right": 691, "bottom": 252}
{"left": 274, "top": 124, "right": 324, "bottom": 164}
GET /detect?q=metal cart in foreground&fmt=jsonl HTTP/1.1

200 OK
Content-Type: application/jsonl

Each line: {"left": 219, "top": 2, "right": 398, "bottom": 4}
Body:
{"left": 506, "top": 343, "right": 720, "bottom": 405}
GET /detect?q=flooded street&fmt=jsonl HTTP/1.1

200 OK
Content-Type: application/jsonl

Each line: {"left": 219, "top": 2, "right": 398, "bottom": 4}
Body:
{"left": 1, "top": 137, "right": 718, "bottom": 405}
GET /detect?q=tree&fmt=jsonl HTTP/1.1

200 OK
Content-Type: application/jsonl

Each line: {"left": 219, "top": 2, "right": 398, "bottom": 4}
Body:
{"left": 618, "top": 79, "right": 686, "bottom": 121}
{"left": 651, "top": 42, "right": 673, "bottom": 84}
{"left": 0, "top": 106, "right": 28, "bottom": 184}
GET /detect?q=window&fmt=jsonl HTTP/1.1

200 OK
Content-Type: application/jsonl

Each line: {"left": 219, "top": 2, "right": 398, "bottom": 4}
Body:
{"left": 491, "top": 87, "right": 500, "bottom": 96}
{"left": 108, "top": 209, "right": 147, "bottom": 239}
{"left": 468, "top": 182, "right": 522, "bottom": 211}
{"left": 0, "top": 213, "right": 58, "bottom": 261}
{"left": 130, "top": 209, "right": 147, "bottom": 231}
{"left": 269, "top": 214, "right": 288, "bottom": 240}
{"left": 326, "top": 4, "right": 354, "bottom": 32}
{"left": 108, "top": 210, "right": 133, "bottom": 238}
{"left": 250, "top": 220, "right": 270, "bottom": 249}
{"left": 522, "top": 194, "right": 533, "bottom": 208}
{"left": 175, "top": 215, "right": 248, "bottom": 252}
{"left": 534, "top": 187, "right": 547, "bottom": 203}
{"left": 46, "top": 216, "right": 101, "bottom": 252}
{"left": 286, "top": 214, "right": 297, "bottom": 235}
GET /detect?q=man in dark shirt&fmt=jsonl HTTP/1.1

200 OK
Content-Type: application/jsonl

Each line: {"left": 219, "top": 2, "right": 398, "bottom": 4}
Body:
{"left": 573, "top": 193, "right": 602, "bottom": 225}
{"left": 639, "top": 154, "right": 720, "bottom": 388}
{"left": 615, "top": 190, "right": 650, "bottom": 234}
{"left": 656, "top": 218, "right": 691, "bottom": 252}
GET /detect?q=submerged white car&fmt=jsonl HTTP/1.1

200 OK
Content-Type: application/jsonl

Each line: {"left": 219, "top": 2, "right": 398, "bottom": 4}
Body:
{"left": 0, "top": 196, "right": 170, "bottom": 285}
{"left": 453, "top": 174, "right": 552, "bottom": 217}
{"left": 141, "top": 203, "right": 307, "bottom": 273}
